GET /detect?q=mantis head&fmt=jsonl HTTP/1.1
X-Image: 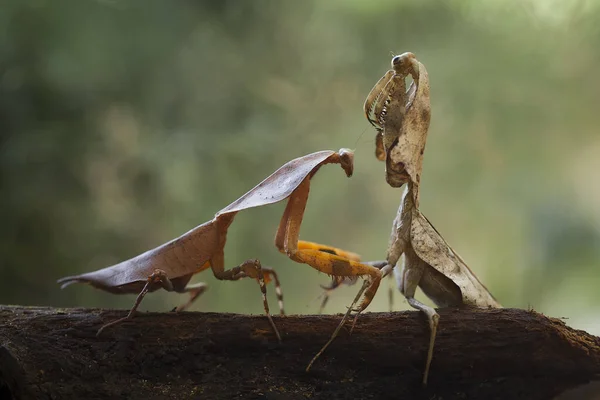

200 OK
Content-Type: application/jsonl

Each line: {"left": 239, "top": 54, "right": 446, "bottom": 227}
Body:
{"left": 365, "top": 52, "right": 431, "bottom": 199}
{"left": 337, "top": 148, "right": 354, "bottom": 177}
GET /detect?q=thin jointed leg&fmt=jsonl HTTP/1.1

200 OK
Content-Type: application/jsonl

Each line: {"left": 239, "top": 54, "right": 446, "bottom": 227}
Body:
{"left": 406, "top": 296, "right": 439, "bottom": 386}
{"left": 306, "top": 279, "right": 370, "bottom": 372}
{"left": 317, "top": 276, "right": 358, "bottom": 314}
{"left": 211, "top": 250, "right": 282, "bottom": 341}
{"left": 262, "top": 266, "right": 285, "bottom": 315}
{"left": 97, "top": 269, "right": 173, "bottom": 336}
{"left": 316, "top": 260, "right": 386, "bottom": 316}
{"left": 349, "top": 261, "right": 392, "bottom": 334}
{"left": 174, "top": 282, "right": 209, "bottom": 312}
{"left": 399, "top": 256, "right": 438, "bottom": 385}
{"left": 318, "top": 294, "right": 329, "bottom": 315}
{"left": 199, "top": 258, "right": 284, "bottom": 316}
{"left": 210, "top": 251, "right": 281, "bottom": 342}
{"left": 388, "top": 274, "right": 394, "bottom": 312}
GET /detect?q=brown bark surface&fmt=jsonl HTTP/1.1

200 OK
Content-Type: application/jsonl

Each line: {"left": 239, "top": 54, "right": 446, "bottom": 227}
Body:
{"left": 0, "top": 306, "right": 599, "bottom": 400}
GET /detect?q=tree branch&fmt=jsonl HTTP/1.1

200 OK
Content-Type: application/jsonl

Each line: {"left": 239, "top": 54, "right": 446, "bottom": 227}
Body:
{"left": 1, "top": 306, "right": 599, "bottom": 399}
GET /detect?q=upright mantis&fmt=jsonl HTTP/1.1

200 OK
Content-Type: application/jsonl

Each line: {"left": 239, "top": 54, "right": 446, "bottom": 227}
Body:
{"left": 59, "top": 149, "right": 384, "bottom": 340}
{"left": 309, "top": 53, "right": 501, "bottom": 385}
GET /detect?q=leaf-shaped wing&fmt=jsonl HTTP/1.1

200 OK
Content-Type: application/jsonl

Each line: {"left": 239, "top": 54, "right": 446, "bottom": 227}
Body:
{"left": 58, "top": 221, "right": 217, "bottom": 292}
{"left": 216, "top": 150, "right": 337, "bottom": 216}
{"left": 410, "top": 209, "right": 500, "bottom": 308}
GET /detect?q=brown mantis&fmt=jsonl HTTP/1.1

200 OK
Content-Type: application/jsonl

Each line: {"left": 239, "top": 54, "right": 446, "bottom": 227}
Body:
{"left": 308, "top": 53, "right": 501, "bottom": 385}
{"left": 59, "top": 148, "right": 384, "bottom": 340}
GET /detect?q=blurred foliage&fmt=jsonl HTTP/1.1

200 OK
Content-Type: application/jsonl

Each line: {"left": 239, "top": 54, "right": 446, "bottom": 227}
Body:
{"left": 1, "top": 0, "right": 599, "bottom": 334}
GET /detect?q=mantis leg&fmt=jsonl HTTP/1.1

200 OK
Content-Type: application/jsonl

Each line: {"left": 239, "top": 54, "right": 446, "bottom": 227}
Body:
{"left": 193, "top": 257, "right": 284, "bottom": 316}
{"left": 317, "top": 276, "right": 351, "bottom": 314}
{"left": 275, "top": 177, "right": 382, "bottom": 370}
{"left": 349, "top": 261, "right": 391, "bottom": 334}
{"left": 273, "top": 177, "right": 385, "bottom": 370}
{"left": 316, "top": 260, "right": 388, "bottom": 315}
{"left": 317, "top": 280, "right": 336, "bottom": 315}
{"left": 307, "top": 261, "right": 389, "bottom": 371}
{"left": 306, "top": 279, "right": 370, "bottom": 372}
{"left": 388, "top": 272, "right": 396, "bottom": 311}
{"left": 261, "top": 266, "right": 285, "bottom": 315}
{"left": 297, "top": 241, "right": 361, "bottom": 262}
{"left": 174, "top": 270, "right": 285, "bottom": 315}
{"left": 364, "top": 70, "right": 394, "bottom": 126}
{"left": 171, "top": 260, "right": 210, "bottom": 312}
{"left": 97, "top": 269, "right": 174, "bottom": 336}
{"left": 399, "top": 251, "right": 439, "bottom": 386}
{"left": 210, "top": 252, "right": 281, "bottom": 342}
{"left": 274, "top": 177, "right": 383, "bottom": 312}
{"left": 173, "top": 282, "right": 209, "bottom": 312}
{"left": 406, "top": 296, "right": 438, "bottom": 386}
{"left": 299, "top": 242, "right": 360, "bottom": 314}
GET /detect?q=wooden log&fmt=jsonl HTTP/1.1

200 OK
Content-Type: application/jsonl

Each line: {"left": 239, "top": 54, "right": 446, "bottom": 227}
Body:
{"left": 0, "top": 306, "right": 599, "bottom": 399}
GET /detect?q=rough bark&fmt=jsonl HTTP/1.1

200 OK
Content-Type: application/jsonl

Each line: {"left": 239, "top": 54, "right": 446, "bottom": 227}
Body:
{"left": 0, "top": 306, "right": 599, "bottom": 400}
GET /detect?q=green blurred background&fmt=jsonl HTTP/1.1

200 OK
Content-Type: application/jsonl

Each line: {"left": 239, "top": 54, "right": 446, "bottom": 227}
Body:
{"left": 2, "top": 0, "right": 599, "bottom": 334}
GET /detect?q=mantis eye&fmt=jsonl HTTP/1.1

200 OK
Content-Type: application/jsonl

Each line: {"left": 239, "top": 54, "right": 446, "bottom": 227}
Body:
{"left": 391, "top": 52, "right": 417, "bottom": 74}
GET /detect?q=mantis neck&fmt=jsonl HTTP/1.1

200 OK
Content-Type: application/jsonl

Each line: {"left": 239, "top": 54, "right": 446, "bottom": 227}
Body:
{"left": 397, "top": 181, "right": 419, "bottom": 231}
{"left": 403, "top": 180, "right": 419, "bottom": 212}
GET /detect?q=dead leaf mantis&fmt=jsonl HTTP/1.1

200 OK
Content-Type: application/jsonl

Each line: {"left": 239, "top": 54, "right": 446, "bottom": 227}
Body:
{"left": 59, "top": 148, "right": 384, "bottom": 340}
{"left": 308, "top": 53, "right": 501, "bottom": 385}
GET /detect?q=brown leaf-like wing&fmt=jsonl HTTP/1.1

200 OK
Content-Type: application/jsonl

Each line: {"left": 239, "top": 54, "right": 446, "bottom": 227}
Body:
{"left": 57, "top": 221, "right": 217, "bottom": 292}
{"left": 410, "top": 209, "right": 501, "bottom": 308}
{"left": 216, "top": 150, "right": 337, "bottom": 216}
